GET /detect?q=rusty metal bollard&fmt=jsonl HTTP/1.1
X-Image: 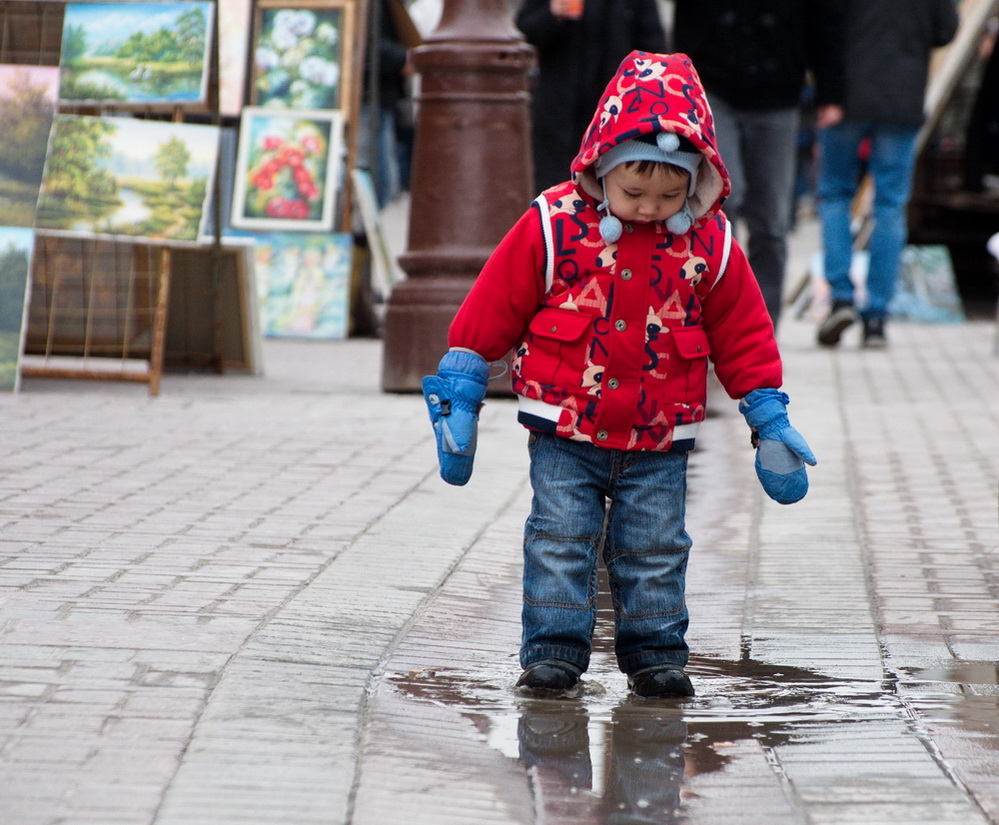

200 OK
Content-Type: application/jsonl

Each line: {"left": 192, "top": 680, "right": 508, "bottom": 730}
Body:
{"left": 380, "top": 0, "right": 535, "bottom": 392}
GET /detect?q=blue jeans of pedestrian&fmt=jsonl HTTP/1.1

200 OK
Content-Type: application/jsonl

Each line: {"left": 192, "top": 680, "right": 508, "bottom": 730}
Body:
{"left": 521, "top": 432, "right": 692, "bottom": 676}
{"left": 709, "top": 96, "right": 799, "bottom": 325}
{"left": 817, "top": 121, "right": 919, "bottom": 320}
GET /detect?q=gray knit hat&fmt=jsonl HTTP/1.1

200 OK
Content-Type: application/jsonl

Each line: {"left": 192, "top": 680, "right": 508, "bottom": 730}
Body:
{"left": 594, "top": 132, "right": 702, "bottom": 241}
{"left": 595, "top": 132, "right": 702, "bottom": 195}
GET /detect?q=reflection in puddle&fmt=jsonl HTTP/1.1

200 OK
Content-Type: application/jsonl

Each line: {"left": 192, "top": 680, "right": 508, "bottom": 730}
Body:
{"left": 388, "top": 653, "right": 999, "bottom": 822}
{"left": 389, "top": 652, "right": 891, "bottom": 822}
{"left": 519, "top": 703, "right": 686, "bottom": 824}
{"left": 900, "top": 661, "right": 999, "bottom": 730}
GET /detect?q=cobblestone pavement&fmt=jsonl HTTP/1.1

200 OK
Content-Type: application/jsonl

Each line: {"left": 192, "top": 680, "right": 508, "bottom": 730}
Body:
{"left": 0, "top": 216, "right": 997, "bottom": 824}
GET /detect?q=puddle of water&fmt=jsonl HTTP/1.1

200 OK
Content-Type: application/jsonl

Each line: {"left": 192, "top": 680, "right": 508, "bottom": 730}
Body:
{"left": 386, "top": 652, "right": 999, "bottom": 822}
{"left": 387, "top": 649, "right": 900, "bottom": 805}
{"left": 897, "top": 660, "right": 999, "bottom": 730}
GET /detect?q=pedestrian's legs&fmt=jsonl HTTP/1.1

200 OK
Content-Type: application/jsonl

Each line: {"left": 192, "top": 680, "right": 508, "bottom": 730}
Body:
{"left": 864, "top": 125, "right": 919, "bottom": 319}
{"left": 738, "top": 107, "right": 799, "bottom": 324}
{"left": 521, "top": 433, "right": 608, "bottom": 673}
{"left": 817, "top": 122, "right": 867, "bottom": 305}
{"left": 708, "top": 95, "right": 745, "bottom": 220}
{"left": 601, "top": 451, "right": 691, "bottom": 675}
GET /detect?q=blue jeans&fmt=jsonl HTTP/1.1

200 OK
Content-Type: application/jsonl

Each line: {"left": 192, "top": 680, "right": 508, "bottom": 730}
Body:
{"left": 817, "top": 121, "right": 919, "bottom": 320}
{"left": 709, "top": 96, "right": 799, "bottom": 325}
{"left": 521, "top": 433, "right": 692, "bottom": 676}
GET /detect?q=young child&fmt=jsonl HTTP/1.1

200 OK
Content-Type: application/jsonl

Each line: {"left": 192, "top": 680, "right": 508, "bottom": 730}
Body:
{"left": 422, "top": 51, "right": 816, "bottom": 698}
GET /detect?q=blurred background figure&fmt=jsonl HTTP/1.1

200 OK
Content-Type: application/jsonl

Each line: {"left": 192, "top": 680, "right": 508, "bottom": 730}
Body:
{"left": 815, "top": 0, "right": 958, "bottom": 349}
{"left": 361, "top": 0, "right": 418, "bottom": 208}
{"left": 515, "top": 0, "right": 667, "bottom": 194}
{"left": 671, "top": 0, "right": 845, "bottom": 328}
{"left": 962, "top": 15, "right": 999, "bottom": 195}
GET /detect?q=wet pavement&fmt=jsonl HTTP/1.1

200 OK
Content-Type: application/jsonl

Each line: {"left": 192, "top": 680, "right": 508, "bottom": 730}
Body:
{"left": 1, "top": 210, "right": 997, "bottom": 824}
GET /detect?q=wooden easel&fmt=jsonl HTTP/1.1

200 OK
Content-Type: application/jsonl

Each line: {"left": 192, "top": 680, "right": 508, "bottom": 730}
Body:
{"left": 10, "top": 0, "right": 223, "bottom": 395}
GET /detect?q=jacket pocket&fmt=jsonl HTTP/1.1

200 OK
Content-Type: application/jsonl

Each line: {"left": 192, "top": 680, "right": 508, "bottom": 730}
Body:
{"left": 671, "top": 325, "right": 711, "bottom": 359}
{"left": 671, "top": 325, "right": 711, "bottom": 404}
{"left": 524, "top": 308, "right": 593, "bottom": 387}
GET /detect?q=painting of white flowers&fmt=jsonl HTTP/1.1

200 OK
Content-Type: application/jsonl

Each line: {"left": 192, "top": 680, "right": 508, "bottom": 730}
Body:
{"left": 251, "top": 0, "right": 354, "bottom": 110}
{"left": 231, "top": 107, "right": 343, "bottom": 231}
{"left": 35, "top": 115, "right": 220, "bottom": 244}
{"left": 59, "top": 2, "right": 214, "bottom": 106}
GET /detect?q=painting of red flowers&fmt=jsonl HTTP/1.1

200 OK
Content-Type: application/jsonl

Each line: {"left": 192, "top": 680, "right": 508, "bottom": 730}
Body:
{"left": 231, "top": 107, "right": 342, "bottom": 231}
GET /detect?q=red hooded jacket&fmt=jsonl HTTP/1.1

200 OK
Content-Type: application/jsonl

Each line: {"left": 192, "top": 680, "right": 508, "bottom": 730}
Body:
{"left": 448, "top": 51, "right": 781, "bottom": 452}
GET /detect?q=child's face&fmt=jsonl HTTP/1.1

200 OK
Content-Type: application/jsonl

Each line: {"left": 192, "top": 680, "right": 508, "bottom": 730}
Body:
{"left": 604, "top": 164, "right": 690, "bottom": 226}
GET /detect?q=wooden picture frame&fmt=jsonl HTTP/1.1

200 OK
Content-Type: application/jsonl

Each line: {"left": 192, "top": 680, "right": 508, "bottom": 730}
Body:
{"left": 58, "top": 1, "right": 215, "bottom": 108}
{"left": 230, "top": 107, "right": 343, "bottom": 231}
{"left": 249, "top": 0, "right": 355, "bottom": 111}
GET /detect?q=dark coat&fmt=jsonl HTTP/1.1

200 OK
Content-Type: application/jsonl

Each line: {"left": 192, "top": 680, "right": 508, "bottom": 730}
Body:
{"left": 515, "top": 0, "right": 667, "bottom": 193}
{"left": 843, "top": 0, "right": 959, "bottom": 125}
{"left": 671, "top": 0, "right": 845, "bottom": 110}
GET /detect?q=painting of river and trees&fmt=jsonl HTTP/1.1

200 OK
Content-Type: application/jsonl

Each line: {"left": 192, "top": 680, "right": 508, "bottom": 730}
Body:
{"left": 0, "top": 66, "right": 58, "bottom": 227}
{"left": 35, "top": 115, "right": 219, "bottom": 244}
{"left": 59, "top": 1, "right": 213, "bottom": 106}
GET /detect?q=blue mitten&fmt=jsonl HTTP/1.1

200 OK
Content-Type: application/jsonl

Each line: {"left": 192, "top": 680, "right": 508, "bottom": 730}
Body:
{"left": 422, "top": 350, "right": 490, "bottom": 486}
{"left": 738, "top": 388, "right": 817, "bottom": 505}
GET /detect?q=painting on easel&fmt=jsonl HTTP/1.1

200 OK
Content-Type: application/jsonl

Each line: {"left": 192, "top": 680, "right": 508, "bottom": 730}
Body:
{"left": 34, "top": 115, "right": 220, "bottom": 245}
{"left": 59, "top": 1, "right": 214, "bottom": 107}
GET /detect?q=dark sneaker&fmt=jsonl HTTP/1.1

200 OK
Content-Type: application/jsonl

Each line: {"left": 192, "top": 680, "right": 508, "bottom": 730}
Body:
{"left": 817, "top": 301, "right": 859, "bottom": 347}
{"left": 628, "top": 666, "right": 695, "bottom": 698}
{"left": 862, "top": 317, "right": 887, "bottom": 349}
{"left": 516, "top": 660, "right": 581, "bottom": 695}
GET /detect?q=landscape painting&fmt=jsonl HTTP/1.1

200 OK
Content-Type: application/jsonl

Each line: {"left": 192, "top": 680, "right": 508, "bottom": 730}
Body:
{"left": 231, "top": 107, "right": 342, "bottom": 232}
{"left": 59, "top": 1, "right": 214, "bottom": 106}
{"left": 251, "top": 231, "right": 352, "bottom": 338}
{"left": 0, "top": 227, "right": 34, "bottom": 391}
{"left": 35, "top": 115, "right": 219, "bottom": 244}
{"left": 251, "top": 0, "right": 352, "bottom": 110}
{"left": 0, "top": 66, "right": 59, "bottom": 227}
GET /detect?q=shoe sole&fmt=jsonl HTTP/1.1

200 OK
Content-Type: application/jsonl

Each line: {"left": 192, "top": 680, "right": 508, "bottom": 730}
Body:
{"left": 817, "top": 309, "right": 858, "bottom": 347}
{"left": 516, "top": 681, "right": 583, "bottom": 699}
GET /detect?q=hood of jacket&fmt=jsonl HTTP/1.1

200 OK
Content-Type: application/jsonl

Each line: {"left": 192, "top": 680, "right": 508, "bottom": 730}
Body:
{"left": 571, "top": 51, "right": 730, "bottom": 228}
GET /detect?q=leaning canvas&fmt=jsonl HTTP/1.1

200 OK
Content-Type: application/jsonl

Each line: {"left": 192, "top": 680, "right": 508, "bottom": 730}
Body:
{"left": 35, "top": 115, "right": 220, "bottom": 245}
{"left": 59, "top": 1, "right": 214, "bottom": 106}
{"left": 0, "top": 226, "right": 35, "bottom": 392}
{"left": 0, "top": 66, "right": 59, "bottom": 228}
{"left": 219, "top": 0, "right": 253, "bottom": 116}
{"left": 251, "top": 231, "right": 352, "bottom": 339}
